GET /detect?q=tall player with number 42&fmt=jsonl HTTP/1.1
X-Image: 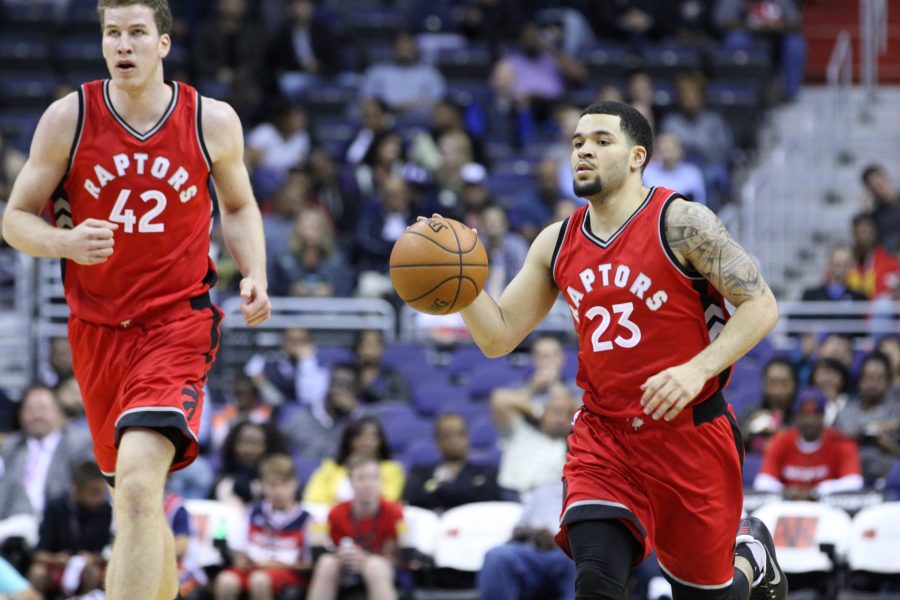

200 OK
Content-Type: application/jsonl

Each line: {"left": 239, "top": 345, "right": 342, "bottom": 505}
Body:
{"left": 456, "top": 102, "right": 787, "bottom": 600}
{"left": 1, "top": 1, "right": 270, "bottom": 599}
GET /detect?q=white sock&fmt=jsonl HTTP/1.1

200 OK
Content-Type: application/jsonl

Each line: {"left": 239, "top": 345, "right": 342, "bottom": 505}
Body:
{"left": 736, "top": 534, "right": 767, "bottom": 586}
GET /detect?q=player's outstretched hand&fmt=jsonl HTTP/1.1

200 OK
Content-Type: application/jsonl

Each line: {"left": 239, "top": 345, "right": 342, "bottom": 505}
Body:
{"left": 64, "top": 218, "right": 118, "bottom": 265}
{"left": 240, "top": 277, "right": 271, "bottom": 327}
{"left": 640, "top": 362, "right": 706, "bottom": 421}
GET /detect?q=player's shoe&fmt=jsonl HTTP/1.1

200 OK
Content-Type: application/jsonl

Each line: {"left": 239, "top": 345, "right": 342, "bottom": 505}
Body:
{"left": 736, "top": 516, "right": 787, "bottom": 600}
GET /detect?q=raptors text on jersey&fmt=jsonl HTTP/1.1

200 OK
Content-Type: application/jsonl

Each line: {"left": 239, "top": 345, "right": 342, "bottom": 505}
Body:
{"left": 53, "top": 80, "right": 216, "bottom": 325}
{"left": 552, "top": 187, "right": 731, "bottom": 424}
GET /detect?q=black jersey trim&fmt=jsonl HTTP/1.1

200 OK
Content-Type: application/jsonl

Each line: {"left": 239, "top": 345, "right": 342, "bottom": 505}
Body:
{"left": 64, "top": 86, "right": 85, "bottom": 176}
{"left": 195, "top": 93, "right": 213, "bottom": 170}
{"left": 659, "top": 193, "right": 704, "bottom": 280}
{"left": 550, "top": 217, "right": 570, "bottom": 289}
{"left": 102, "top": 79, "right": 179, "bottom": 142}
{"left": 579, "top": 187, "right": 654, "bottom": 249}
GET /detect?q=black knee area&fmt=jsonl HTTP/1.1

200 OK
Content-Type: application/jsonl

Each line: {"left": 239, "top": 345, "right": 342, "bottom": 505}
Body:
{"left": 666, "top": 567, "right": 750, "bottom": 600}
{"left": 567, "top": 519, "right": 641, "bottom": 600}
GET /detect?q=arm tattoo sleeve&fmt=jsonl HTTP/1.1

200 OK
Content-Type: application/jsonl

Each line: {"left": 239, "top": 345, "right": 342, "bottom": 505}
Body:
{"left": 666, "top": 201, "right": 768, "bottom": 302}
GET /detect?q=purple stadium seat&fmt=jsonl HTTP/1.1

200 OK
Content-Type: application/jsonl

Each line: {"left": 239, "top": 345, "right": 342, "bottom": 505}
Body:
{"left": 466, "top": 363, "right": 526, "bottom": 400}
{"left": 403, "top": 438, "right": 442, "bottom": 469}
{"left": 439, "top": 401, "right": 491, "bottom": 429}
{"left": 412, "top": 381, "right": 469, "bottom": 417}
{"left": 469, "top": 417, "right": 498, "bottom": 450}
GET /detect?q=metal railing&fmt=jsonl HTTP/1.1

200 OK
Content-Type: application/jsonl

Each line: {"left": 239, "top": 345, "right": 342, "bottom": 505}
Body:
{"left": 772, "top": 299, "right": 900, "bottom": 340}
{"left": 860, "top": 0, "right": 889, "bottom": 106}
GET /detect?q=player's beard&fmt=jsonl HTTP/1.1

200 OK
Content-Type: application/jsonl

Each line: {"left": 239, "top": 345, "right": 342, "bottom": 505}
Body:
{"left": 573, "top": 174, "right": 603, "bottom": 198}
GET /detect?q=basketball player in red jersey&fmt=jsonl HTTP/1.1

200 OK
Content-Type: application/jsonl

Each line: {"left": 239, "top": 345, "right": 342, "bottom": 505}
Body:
{"left": 1, "top": 2, "right": 270, "bottom": 599}
{"left": 445, "top": 101, "right": 786, "bottom": 600}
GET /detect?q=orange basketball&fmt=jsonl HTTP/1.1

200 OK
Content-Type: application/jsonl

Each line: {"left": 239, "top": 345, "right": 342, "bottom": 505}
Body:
{"left": 389, "top": 217, "right": 489, "bottom": 315}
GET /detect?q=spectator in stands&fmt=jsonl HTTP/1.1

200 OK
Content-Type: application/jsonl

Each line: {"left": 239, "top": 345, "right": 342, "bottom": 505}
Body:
{"left": 861, "top": 164, "right": 900, "bottom": 253}
{"left": 163, "top": 491, "right": 206, "bottom": 598}
{"left": 210, "top": 376, "right": 273, "bottom": 453}
{"left": 262, "top": 168, "right": 313, "bottom": 267}
{"left": 741, "top": 357, "right": 798, "bottom": 454}
{"left": 834, "top": 352, "right": 900, "bottom": 484}
{"left": 847, "top": 212, "right": 900, "bottom": 299}
{"left": 626, "top": 68, "right": 657, "bottom": 127}
{"left": 54, "top": 375, "right": 89, "bottom": 437}
{"left": 481, "top": 204, "right": 529, "bottom": 299}
{"left": 303, "top": 416, "right": 405, "bottom": 506}
{"left": 271, "top": 207, "right": 356, "bottom": 298}
{"left": 477, "top": 482, "right": 575, "bottom": 600}
{"left": 355, "top": 176, "right": 416, "bottom": 298}
{"left": 214, "top": 421, "right": 289, "bottom": 509}
{"left": 495, "top": 383, "right": 578, "bottom": 493}
{"left": 660, "top": 73, "right": 734, "bottom": 199}
{"left": 346, "top": 98, "right": 396, "bottom": 167}
{"left": 308, "top": 458, "right": 403, "bottom": 600}
{"left": 488, "top": 335, "right": 568, "bottom": 414}
{"left": 802, "top": 243, "right": 869, "bottom": 302}
{"left": 214, "top": 454, "right": 313, "bottom": 600}
{"left": 27, "top": 461, "right": 111, "bottom": 599}
{"left": 754, "top": 388, "right": 863, "bottom": 499}
{"left": 245, "top": 99, "right": 313, "bottom": 193}
{"left": 714, "top": 0, "right": 806, "bottom": 101}
{"left": 353, "top": 330, "right": 410, "bottom": 405}
{"left": 588, "top": 0, "right": 677, "bottom": 48}
{"left": 459, "top": 0, "right": 523, "bottom": 56}
{"left": 0, "top": 385, "right": 92, "bottom": 517}
{"left": 0, "top": 555, "right": 40, "bottom": 600}
{"left": 875, "top": 335, "right": 900, "bottom": 390}
{"left": 268, "top": 0, "right": 342, "bottom": 99}
{"left": 431, "top": 130, "right": 476, "bottom": 209}
{"left": 193, "top": 0, "right": 265, "bottom": 88}
{"left": 40, "top": 337, "right": 73, "bottom": 388}
{"left": 495, "top": 21, "right": 587, "bottom": 122}
{"left": 643, "top": 131, "right": 708, "bottom": 206}
{"left": 360, "top": 31, "right": 447, "bottom": 117}
{"left": 244, "top": 327, "right": 330, "bottom": 409}
{"left": 512, "top": 157, "right": 563, "bottom": 240}
{"left": 441, "top": 162, "right": 487, "bottom": 229}
{"left": 810, "top": 357, "right": 851, "bottom": 426}
{"left": 307, "top": 149, "right": 360, "bottom": 248}
{"left": 817, "top": 333, "right": 854, "bottom": 371}
{"left": 486, "top": 60, "right": 535, "bottom": 149}
{"left": 284, "top": 362, "right": 362, "bottom": 462}
{"left": 353, "top": 131, "right": 410, "bottom": 203}
{"left": 0, "top": 132, "right": 26, "bottom": 204}
{"left": 403, "top": 413, "right": 502, "bottom": 512}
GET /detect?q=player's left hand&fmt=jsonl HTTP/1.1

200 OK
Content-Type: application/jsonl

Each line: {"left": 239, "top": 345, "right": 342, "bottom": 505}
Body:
{"left": 240, "top": 277, "right": 271, "bottom": 327}
{"left": 640, "top": 362, "right": 707, "bottom": 421}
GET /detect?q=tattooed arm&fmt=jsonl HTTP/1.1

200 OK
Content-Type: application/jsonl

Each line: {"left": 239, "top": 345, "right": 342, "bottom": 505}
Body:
{"left": 640, "top": 199, "right": 778, "bottom": 421}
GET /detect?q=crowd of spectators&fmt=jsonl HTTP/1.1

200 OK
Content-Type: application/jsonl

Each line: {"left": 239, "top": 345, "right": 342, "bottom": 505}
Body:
{"left": 2, "top": 1, "right": 899, "bottom": 599}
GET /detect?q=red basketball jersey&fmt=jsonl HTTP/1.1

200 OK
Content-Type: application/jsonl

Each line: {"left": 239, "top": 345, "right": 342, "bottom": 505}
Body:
{"left": 552, "top": 187, "right": 731, "bottom": 424}
{"left": 53, "top": 80, "right": 216, "bottom": 325}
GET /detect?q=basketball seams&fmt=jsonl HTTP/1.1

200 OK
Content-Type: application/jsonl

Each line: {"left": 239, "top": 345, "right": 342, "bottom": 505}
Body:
{"left": 390, "top": 263, "right": 488, "bottom": 268}
{"left": 404, "top": 230, "right": 462, "bottom": 254}
{"left": 401, "top": 276, "right": 461, "bottom": 303}
{"left": 445, "top": 219, "right": 465, "bottom": 313}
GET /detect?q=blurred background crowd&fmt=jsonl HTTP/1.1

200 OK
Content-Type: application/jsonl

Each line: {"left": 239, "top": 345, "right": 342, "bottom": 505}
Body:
{"left": 0, "top": 0, "right": 899, "bottom": 599}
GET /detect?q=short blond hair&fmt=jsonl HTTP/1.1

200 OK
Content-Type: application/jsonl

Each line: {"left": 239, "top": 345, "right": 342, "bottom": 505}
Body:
{"left": 259, "top": 453, "right": 296, "bottom": 481}
{"left": 97, "top": 0, "right": 172, "bottom": 36}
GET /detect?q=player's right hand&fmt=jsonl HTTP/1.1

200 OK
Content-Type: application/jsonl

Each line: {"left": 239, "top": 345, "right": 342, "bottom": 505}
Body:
{"left": 63, "top": 219, "right": 118, "bottom": 265}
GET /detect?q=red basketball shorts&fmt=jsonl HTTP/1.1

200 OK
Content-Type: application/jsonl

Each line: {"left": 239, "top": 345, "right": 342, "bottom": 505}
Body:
{"left": 69, "top": 294, "right": 222, "bottom": 483}
{"left": 555, "top": 395, "right": 744, "bottom": 589}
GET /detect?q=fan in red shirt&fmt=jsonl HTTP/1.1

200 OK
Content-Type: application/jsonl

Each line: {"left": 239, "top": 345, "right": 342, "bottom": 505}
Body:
{"left": 754, "top": 388, "right": 863, "bottom": 500}
{"left": 307, "top": 457, "right": 404, "bottom": 600}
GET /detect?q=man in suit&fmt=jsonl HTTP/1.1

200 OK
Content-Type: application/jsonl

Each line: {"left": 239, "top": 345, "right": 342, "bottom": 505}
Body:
{"left": 0, "top": 385, "right": 93, "bottom": 530}
{"left": 403, "top": 413, "right": 502, "bottom": 513}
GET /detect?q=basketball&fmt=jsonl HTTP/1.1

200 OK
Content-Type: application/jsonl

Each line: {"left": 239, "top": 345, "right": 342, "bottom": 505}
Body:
{"left": 389, "top": 217, "right": 489, "bottom": 315}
